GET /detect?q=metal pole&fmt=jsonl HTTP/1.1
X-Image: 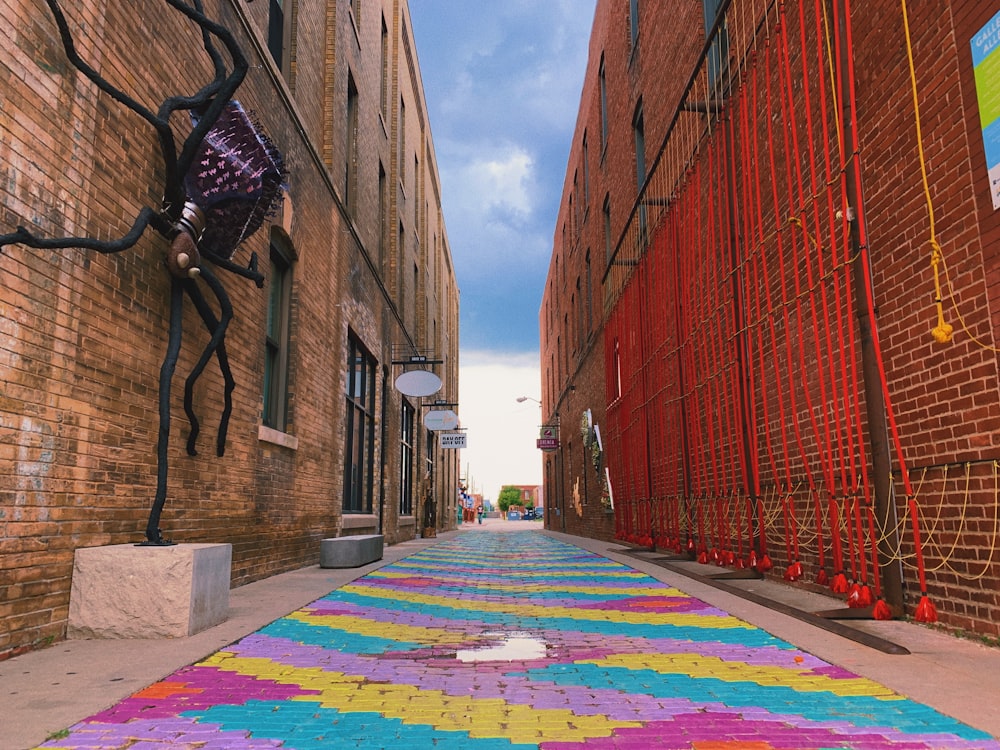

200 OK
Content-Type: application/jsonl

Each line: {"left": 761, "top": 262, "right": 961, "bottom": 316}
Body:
{"left": 837, "top": 0, "right": 904, "bottom": 613}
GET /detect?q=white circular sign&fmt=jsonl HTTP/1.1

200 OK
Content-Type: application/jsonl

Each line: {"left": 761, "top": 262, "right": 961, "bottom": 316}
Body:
{"left": 394, "top": 369, "right": 442, "bottom": 397}
{"left": 424, "top": 409, "right": 459, "bottom": 430}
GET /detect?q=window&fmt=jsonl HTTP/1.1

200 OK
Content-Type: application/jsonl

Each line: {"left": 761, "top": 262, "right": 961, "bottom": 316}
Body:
{"left": 633, "top": 99, "right": 646, "bottom": 191}
{"left": 702, "top": 0, "right": 729, "bottom": 87}
{"left": 613, "top": 338, "right": 622, "bottom": 400}
{"left": 346, "top": 74, "right": 359, "bottom": 215}
{"left": 263, "top": 236, "right": 293, "bottom": 430}
{"left": 344, "top": 335, "right": 377, "bottom": 513}
{"left": 398, "top": 221, "right": 405, "bottom": 308}
{"left": 629, "top": 0, "right": 640, "bottom": 49}
{"left": 378, "top": 162, "right": 387, "bottom": 273}
{"left": 572, "top": 170, "right": 580, "bottom": 237}
{"left": 268, "top": 0, "right": 290, "bottom": 77}
{"left": 570, "top": 291, "right": 577, "bottom": 355}
{"left": 603, "top": 194, "right": 612, "bottom": 263}
{"left": 599, "top": 55, "right": 608, "bottom": 152}
{"left": 633, "top": 100, "right": 648, "bottom": 243}
{"left": 414, "top": 154, "right": 420, "bottom": 232}
{"left": 399, "top": 97, "right": 406, "bottom": 186}
{"left": 585, "top": 251, "right": 594, "bottom": 334}
{"left": 568, "top": 194, "right": 575, "bottom": 243}
{"left": 380, "top": 16, "right": 390, "bottom": 119}
{"left": 400, "top": 400, "right": 415, "bottom": 516}
{"left": 582, "top": 132, "right": 590, "bottom": 210}
{"left": 563, "top": 314, "right": 569, "bottom": 374}
{"left": 575, "top": 277, "right": 584, "bottom": 352}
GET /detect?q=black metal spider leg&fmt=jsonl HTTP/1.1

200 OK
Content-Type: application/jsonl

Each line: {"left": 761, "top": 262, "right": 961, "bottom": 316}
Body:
{"left": 145, "top": 277, "right": 185, "bottom": 545}
{"left": 181, "top": 266, "right": 235, "bottom": 457}
{"left": 0, "top": 207, "right": 166, "bottom": 254}
{"left": 161, "top": 0, "right": 250, "bottom": 195}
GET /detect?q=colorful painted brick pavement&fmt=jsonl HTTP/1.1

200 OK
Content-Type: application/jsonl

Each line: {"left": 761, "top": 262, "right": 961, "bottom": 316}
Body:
{"left": 37, "top": 531, "right": 1000, "bottom": 749}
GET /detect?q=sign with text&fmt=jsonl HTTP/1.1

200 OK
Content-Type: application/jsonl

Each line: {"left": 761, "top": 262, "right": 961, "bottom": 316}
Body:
{"left": 537, "top": 423, "right": 560, "bottom": 451}
{"left": 440, "top": 432, "right": 467, "bottom": 449}
{"left": 536, "top": 437, "right": 560, "bottom": 451}
{"left": 973, "top": 9, "right": 1000, "bottom": 209}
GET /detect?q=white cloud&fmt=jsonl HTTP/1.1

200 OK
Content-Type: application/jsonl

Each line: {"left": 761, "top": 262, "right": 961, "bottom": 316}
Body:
{"left": 409, "top": 0, "right": 595, "bottom": 348}
{"left": 457, "top": 351, "right": 543, "bottom": 501}
{"left": 439, "top": 143, "right": 550, "bottom": 280}
{"left": 480, "top": 150, "right": 533, "bottom": 215}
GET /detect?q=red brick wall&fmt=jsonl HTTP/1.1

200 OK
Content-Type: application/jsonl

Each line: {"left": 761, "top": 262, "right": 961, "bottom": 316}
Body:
{"left": 543, "top": 0, "right": 1000, "bottom": 637}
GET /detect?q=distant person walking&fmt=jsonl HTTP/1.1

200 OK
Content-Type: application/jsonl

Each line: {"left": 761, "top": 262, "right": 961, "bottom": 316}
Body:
{"left": 477, "top": 506, "right": 484, "bottom": 524}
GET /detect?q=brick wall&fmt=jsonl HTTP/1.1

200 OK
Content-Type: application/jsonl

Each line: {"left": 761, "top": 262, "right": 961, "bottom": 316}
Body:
{"left": 0, "top": 0, "right": 459, "bottom": 657}
{"left": 543, "top": 0, "right": 1000, "bottom": 637}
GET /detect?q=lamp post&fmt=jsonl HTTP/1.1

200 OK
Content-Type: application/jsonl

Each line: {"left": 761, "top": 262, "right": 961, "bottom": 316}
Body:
{"left": 516, "top": 395, "right": 541, "bottom": 405}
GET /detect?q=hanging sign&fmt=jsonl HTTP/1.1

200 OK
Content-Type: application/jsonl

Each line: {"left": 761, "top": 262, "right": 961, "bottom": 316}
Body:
{"left": 536, "top": 423, "right": 559, "bottom": 451}
{"left": 424, "top": 409, "right": 459, "bottom": 430}
{"left": 440, "top": 432, "right": 467, "bottom": 449}
{"left": 394, "top": 369, "right": 442, "bottom": 397}
{"left": 972, "top": 9, "right": 1000, "bottom": 210}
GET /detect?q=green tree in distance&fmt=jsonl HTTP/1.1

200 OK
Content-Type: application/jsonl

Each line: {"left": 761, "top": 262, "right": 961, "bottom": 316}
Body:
{"left": 497, "top": 486, "right": 523, "bottom": 513}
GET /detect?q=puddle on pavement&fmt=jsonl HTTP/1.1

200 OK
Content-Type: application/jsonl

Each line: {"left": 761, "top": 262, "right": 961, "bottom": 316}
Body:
{"left": 456, "top": 631, "right": 547, "bottom": 662}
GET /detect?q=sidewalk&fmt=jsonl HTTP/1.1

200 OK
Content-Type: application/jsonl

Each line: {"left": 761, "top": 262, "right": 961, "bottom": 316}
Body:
{"left": 3, "top": 520, "right": 999, "bottom": 748}
{"left": 1, "top": 535, "right": 448, "bottom": 749}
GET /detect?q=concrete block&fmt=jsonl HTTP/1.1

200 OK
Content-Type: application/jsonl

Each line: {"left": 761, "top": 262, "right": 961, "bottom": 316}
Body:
{"left": 320, "top": 534, "right": 384, "bottom": 568}
{"left": 68, "top": 543, "right": 231, "bottom": 639}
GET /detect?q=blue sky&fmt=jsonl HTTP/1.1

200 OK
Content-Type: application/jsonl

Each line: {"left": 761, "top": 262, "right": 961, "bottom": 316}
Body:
{"left": 408, "top": 1, "right": 595, "bottom": 500}
{"left": 409, "top": 0, "right": 595, "bottom": 355}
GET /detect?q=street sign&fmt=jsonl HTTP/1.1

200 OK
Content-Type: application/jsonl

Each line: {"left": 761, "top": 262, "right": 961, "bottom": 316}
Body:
{"left": 424, "top": 409, "right": 459, "bottom": 430}
{"left": 539, "top": 425, "right": 558, "bottom": 439}
{"left": 394, "top": 369, "right": 442, "bottom": 397}
{"left": 440, "top": 432, "right": 467, "bottom": 449}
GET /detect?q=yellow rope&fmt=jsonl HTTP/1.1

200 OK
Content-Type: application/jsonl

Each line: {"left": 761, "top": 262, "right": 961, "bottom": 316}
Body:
{"left": 867, "top": 462, "right": 1000, "bottom": 580}
{"left": 900, "top": 0, "right": 953, "bottom": 344}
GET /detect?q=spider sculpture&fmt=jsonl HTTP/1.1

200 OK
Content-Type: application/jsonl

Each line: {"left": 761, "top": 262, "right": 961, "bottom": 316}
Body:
{"left": 0, "top": 0, "right": 286, "bottom": 545}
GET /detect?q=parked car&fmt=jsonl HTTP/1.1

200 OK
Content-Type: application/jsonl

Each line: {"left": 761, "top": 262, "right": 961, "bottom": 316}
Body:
{"left": 523, "top": 507, "right": 536, "bottom": 520}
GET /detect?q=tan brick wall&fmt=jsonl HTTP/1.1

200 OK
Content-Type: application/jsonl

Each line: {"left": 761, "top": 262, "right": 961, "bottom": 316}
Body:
{"left": 0, "top": 0, "right": 459, "bottom": 657}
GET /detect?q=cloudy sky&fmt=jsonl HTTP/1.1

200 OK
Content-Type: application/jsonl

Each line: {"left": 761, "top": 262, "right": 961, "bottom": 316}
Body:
{"left": 409, "top": 1, "right": 595, "bottom": 500}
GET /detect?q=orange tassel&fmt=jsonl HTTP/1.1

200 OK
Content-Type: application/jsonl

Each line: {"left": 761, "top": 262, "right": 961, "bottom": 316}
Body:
{"left": 756, "top": 554, "right": 773, "bottom": 573}
{"left": 847, "top": 582, "right": 863, "bottom": 608}
{"left": 873, "top": 599, "right": 893, "bottom": 620}
{"left": 858, "top": 584, "right": 872, "bottom": 607}
{"left": 831, "top": 572, "right": 849, "bottom": 594}
{"left": 784, "top": 560, "right": 802, "bottom": 581}
{"left": 914, "top": 595, "right": 938, "bottom": 623}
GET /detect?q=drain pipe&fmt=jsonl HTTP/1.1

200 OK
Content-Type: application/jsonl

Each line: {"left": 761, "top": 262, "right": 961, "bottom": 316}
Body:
{"left": 378, "top": 365, "right": 388, "bottom": 537}
{"left": 837, "top": 3, "right": 904, "bottom": 613}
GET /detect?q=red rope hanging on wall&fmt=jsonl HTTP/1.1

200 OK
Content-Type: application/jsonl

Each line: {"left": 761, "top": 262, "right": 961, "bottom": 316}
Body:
{"left": 600, "top": 0, "right": 934, "bottom": 624}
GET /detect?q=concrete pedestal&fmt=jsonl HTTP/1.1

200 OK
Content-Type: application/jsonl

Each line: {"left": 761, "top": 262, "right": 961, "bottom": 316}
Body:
{"left": 320, "top": 534, "right": 384, "bottom": 568}
{"left": 68, "top": 543, "right": 232, "bottom": 639}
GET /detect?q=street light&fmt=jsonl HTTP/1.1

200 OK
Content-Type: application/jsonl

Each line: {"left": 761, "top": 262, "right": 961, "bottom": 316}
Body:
{"left": 516, "top": 396, "right": 541, "bottom": 405}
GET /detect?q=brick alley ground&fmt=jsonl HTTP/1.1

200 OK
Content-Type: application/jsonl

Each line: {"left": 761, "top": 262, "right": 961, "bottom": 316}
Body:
{"left": 4, "top": 521, "right": 1000, "bottom": 749}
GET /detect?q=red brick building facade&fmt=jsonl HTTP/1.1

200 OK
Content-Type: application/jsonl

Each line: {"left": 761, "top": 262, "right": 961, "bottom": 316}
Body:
{"left": 542, "top": 0, "right": 1000, "bottom": 637}
{"left": 0, "top": 0, "right": 459, "bottom": 656}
